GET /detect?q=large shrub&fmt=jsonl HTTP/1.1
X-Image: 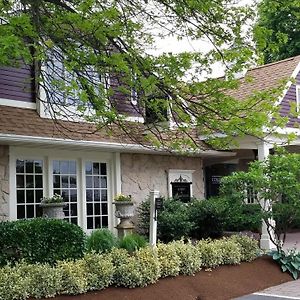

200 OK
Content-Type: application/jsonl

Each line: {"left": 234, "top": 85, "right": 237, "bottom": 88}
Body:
{"left": 0, "top": 218, "right": 86, "bottom": 266}
{"left": 196, "top": 239, "right": 223, "bottom": 268}
{"left": 137, "top": 198, "right": 192, "bottom": 242}
{"left": 188, "top": 199, "right": 224, "bottom": 239}
{"left": 86, "top": 229, "right": 118, "bottom": 253}
{"left": 213, "top": 238, "right": 242, "bottom": 265}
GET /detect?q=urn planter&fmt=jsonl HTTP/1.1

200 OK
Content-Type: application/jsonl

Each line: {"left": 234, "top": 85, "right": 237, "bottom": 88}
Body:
{"left": 113, "top": 201, "right": 135, "bottom": 238}
{"left": 40, "top": 202, "right": 66, "bottom": 219}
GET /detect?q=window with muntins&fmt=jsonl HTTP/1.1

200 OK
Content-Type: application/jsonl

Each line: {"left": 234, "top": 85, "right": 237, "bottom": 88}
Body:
{"left": 16, "top": 159, "right": 43, "bottom": 219}
{"left": 85, "top": 161, "right": 108, "bottom": 229}
{"left": 53, "top": 160, "right": 78, "bottom": 224}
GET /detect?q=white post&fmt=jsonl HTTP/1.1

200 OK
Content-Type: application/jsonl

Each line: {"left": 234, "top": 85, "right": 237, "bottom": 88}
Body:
{"left": 149, "top": 190, "right": 159, "bottom": 248}
{"left": 257, "top": 142, "right": 276, "bottom": 250}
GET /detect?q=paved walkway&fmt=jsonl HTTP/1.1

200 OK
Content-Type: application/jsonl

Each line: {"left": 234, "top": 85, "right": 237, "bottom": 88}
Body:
{"left": 235, "top": 280, "right": 300, "bottom": 299}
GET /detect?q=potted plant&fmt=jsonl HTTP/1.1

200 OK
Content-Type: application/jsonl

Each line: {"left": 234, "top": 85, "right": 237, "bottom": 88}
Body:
{"left": 113, "top": 194, "right": 135, "bottom": 237}
{"left": 40, "top": 194, "right": 66, "bottom": 219}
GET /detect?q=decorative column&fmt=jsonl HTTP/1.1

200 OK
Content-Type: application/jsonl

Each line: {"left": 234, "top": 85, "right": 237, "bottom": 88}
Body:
{"left": 149, "top": 190, "right": 159, "bottom": 248}
{"left": 257, "top": 142, "right": 276, "bottom": 250}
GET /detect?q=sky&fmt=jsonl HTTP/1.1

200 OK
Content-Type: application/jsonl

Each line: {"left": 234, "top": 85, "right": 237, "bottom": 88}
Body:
{"left": 148, "top": 0, "right": 256, "bottom": 79}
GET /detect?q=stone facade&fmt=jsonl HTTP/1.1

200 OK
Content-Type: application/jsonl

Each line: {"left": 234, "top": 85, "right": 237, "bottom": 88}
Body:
{"left": 0, "top": 145, "right": 9, "bottom": 221}
{"left": 120, "top": 153, "right": 204, "bottom": 205}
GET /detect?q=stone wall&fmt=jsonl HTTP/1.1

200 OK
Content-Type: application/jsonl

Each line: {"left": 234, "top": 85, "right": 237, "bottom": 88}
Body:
{"left": 120, "top": 153, "right": 204, "bottom": 205}
{"left": 0, "top": 145, "right": 9, "bottom": 221}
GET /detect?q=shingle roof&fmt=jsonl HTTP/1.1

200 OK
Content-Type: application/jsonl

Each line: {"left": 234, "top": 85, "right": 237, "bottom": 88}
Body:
{"left": 229, "top": 55, "right": 300, "bottom": 100}
{"left": 0, "top": 105, "right": 211, "bottom": 151}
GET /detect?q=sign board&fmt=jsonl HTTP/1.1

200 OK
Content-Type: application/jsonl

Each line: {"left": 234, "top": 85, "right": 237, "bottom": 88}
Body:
{"left": 155, "top": 197, "right": 164, "bottom": 210}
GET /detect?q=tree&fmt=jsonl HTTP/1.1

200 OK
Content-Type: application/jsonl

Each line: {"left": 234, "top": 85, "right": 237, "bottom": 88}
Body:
{"left": 0, "top": 0, "right": 288, "bottom": 151}
{"left": 254, "top": 0, "right": 300, "bottom": 64}
{"left": 220, "top": 151, "right": 300, "bottom": 251}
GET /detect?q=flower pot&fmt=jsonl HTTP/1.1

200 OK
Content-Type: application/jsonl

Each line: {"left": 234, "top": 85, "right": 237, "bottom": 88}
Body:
{"left": 40, "top": 202, "right": 66, "bottom": 219}
{"left": 113, "top": 201, "right": 135, "bottom": 238}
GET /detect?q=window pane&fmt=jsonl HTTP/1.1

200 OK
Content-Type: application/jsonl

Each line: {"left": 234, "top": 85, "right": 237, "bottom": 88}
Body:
{"left": 101, "top": 203, "right": 108, "bottom": 215}
{"left": 87, "top": 203, "right": 93, "bottom": 215}
{"left": 35, "top": 175, "right": 43, "bottom": 188}
{"left": 25, "top": 161, "right": 34, "bottom": 173}
{"left": 26, "top": 205, "right": 34, "bottom": 218}
{"left": 17, "top": 205, "right": 25, "bottom": 219}
{"left": 62, "top": 176, "right": 69, "bottom": 188}
{"left": 70, "top": 176, "right": 76, "bottom": 188}
{"left": 53, "top": 175, "right": 60, "bottom": 188}
{"left": 70, "top": 189, "right": 77, "bottom": 202}
{"left": 16, "top": 175, "right": 24, "bottom": 188}
{"left": 17, "top": 190, "right": 25, "bottom": 203}
{"left": 53, "top": 160, "right": 60, "bottom": 174}
{"left": 35, "top": 190, "right": 43, "bottom": 203}
{"left": 100, "top": 163, "right": 107, "bottom": 175}
{"left": 94, "top": 203, "right": 100, "bottom": 215}
{"left": 60, "top": 161, "right": 69, "bottom": 174}
{"left": 94, "top": 190, "right": 100, "bottom": 202}
{"left": 94, "top": 176, "right": 100, "bottom": 188}
{"left": 69, "top": 161, "right": 76, "bottom": 174}
{"left": 87, "top": 217, "right": 93, "bottom": 229}
{"left": 34, "top": 161, "right": 43, "bottom": 173}
{"left": 100, "top": 177, "right": 107, "bottom": 188}
{"left": 26, "top": 190, "right": 34, "bottom": 203}
{"left": 16, "top": 160, "right": 24, "bottom": 173}
{"left": 86, "top": 190, "right": 93, "bottom": 202}
{"left": 95, "top": 217, "right": 101, "bottom": 229}
{"left": 86, "top": 176, "right": 92, "bottom": 188}
{"left": 102, "top": 216, "right": 108, "bottom": 227}
{"left": 101, "top": 190, "right": 107, "bottom": 201}
{"left": 85, "top": 162, "right": 92, "bottom": 175}
{"left": 26, "top": 175, "right": 34, "bottom": 188}
{"left": 93, "top": 163, "right": 100, "bottom": 175}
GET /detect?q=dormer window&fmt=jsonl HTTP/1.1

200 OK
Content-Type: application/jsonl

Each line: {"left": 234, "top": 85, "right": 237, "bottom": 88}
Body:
{"left": 145, "top": 92, "right": 169, "bottom": 124}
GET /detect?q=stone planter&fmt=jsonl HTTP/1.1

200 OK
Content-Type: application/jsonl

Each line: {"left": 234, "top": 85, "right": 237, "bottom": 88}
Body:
{"left": 113, "top": 201, "right": 134, "bottom": 238}
{"left": 40, "top": 202, "right": 66, "bottom": 219}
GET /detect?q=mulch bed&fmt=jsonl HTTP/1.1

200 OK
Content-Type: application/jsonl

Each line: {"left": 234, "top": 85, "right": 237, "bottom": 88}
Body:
{"left": 52, "top": 256, "right": 292, "bottom": 300}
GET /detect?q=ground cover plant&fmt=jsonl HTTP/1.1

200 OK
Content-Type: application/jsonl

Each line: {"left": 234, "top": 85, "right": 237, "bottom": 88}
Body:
{"left": 0, "top": 235, "right": 259, "bottom": 299}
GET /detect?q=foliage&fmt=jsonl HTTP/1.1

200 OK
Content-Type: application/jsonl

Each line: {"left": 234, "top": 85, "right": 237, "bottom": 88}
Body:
{"left": 82, "top": 253, "right": 114, "bottom": 291}
{"left": 213, "top": 238, "right": 242, "bottom": 265}
{"left": 188, "top": 199, "right": 224, "bottom": 239}
{"left": 40, "top": 193, "right": 64, "bottom": 204}
{"left": 171, "top": 240, "right": 202, "bottom": 275}
{"left": 254, "top": 0, "right": 300, "bottom": 64}
{"left": 271, "top": 249, "right": 300, "bottom": 280}
{"left": 118, "top": 233, "right": 148, "bottom": 253}
{"left": 0, "top": 218, "right": 85, "bottom": 266}
{"left": 156, "top": 242, "right": 181, "bottom": 277}
{"left": 196, "top": 239, "right": 224, "bottom": 268}
{"left": 220, "top": 152, "right": 300, "bottom": 251}
{"left": 112, "top": 247, "right": 160, "bottom": 288}
{"left": 0, "top": 236, "right": 259, "bottom": 298}
{"left": 137, "top": 198, "right": 193, "bottom": 242}
{"left": 114, "top": 194, "right": 132, "bottom": 202}
{"left": 229, "top": 235, "right": 259, "bottom": 262}
{"left": 209, "top": 197, "right": 262, "bottom": 232}
{"left": 0, "top": 0, "right": 289, "bottom": 151}
{"left": 86, "top": 229, "right": 118, "bottom": 254}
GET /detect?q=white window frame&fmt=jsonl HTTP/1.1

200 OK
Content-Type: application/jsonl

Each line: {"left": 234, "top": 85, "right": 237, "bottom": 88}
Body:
{"left": 9, "top": 146, "right": 116, "bottom": 232}
{"left": 168, "top": 169, "right": 195, "bottom": 199}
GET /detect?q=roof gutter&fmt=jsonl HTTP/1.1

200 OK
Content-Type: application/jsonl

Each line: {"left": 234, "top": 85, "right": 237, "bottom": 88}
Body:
{"left": 0, "top": 133, "right": 235, "bottom": 157}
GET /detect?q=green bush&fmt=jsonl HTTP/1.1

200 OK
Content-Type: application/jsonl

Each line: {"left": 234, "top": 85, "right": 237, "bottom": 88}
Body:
{"left": 86, "top": 229, "right": 118, "bottom": 253}
{"left": 119, "top": 233, "right": 147, "bottom": 253}
{"left": 213, "top": 238, "right": 242, "bottom": 265}
{"left": 156, "top": 242, "right": 181, "bottom": 277}
{"left": 113, "top": 247, "right": 160, "bottom": 288}
{"left": 0, "top": 218, "right": 85, "bottom": 266}
{"left": 57, "top": 259, "right": 88, "bottom": 295}
{"left": 82, "top": 253, "right": 114, "bottom": 291}
{"left": 229, "top": 235, "right": 259, "bottom": 262}
{"left": 0, "top": 262, "right": 62, "bottom": 300}
{"left": 196, "top": 239, "right": 223, "bottom": 268}
{"left": 188, "top": 199, "right": 224, "bottom": 239}
{"left": 171, "top": 240, "right": 202, "bottom": 275}
{"left": 137, "top": 198, "right": 192, "bottom": 242}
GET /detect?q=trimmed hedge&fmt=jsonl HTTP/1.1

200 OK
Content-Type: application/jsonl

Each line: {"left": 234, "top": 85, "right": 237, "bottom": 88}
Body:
{"left": 0, "top": 218, "right": 86, "bottom": 266}
{"left": 0, "top": 236, "right": 260, "bottom": 299}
